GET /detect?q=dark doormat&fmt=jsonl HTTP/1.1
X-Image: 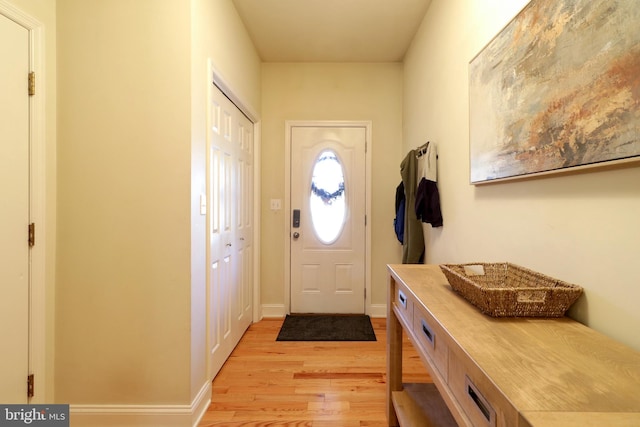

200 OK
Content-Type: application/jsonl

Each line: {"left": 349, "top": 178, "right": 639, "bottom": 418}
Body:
{"left": 276, "top": 314, "right": 377, "bottom": 341}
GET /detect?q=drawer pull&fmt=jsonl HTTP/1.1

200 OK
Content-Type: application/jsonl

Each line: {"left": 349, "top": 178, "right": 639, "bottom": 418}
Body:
{"left": 398, "top": 290, "right": 407, "bottom": 309}
{"left": 421, "top": 319, "right": 435, "bottom": 346}
{"left": 465, "top": 375, "right": 495, "bottom": 426}
{"left": 468, "top": 386, "right": 490, "bottom": 421}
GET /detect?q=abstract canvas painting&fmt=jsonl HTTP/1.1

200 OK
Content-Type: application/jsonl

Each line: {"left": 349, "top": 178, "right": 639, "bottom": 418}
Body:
{"left": 469, "top": 0, "right": 640, "bottom": 184}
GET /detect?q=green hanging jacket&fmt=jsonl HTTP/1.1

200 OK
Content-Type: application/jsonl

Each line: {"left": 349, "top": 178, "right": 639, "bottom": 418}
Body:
{"left": 400, "top": 150, "right": 425, "bottom": 264}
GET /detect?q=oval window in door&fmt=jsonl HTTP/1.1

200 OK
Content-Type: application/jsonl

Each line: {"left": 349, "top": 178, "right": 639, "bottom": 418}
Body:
{"left": 309, "top": 150, "right": 346, "bottom": 244}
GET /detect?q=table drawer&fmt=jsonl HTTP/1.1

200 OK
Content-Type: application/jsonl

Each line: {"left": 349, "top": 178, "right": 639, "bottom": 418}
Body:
{"left": 448, "top": 348, "right": 517, "bottom": 427}
{"left": 412, "top": 303, "right": 448, "bottom": 378}
{"left": 394, "top": 281, "right": 413, "bottom": 328}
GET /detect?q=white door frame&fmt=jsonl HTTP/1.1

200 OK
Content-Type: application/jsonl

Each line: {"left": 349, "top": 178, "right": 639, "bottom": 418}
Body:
{"left": 284, "top": 120, "right": 372, "bottom": 315}
{"left": 0, "top": 0, "right": 47, "bottom": 403}
{"left": 210, "top": 64, "right": 262, "bottom": 324}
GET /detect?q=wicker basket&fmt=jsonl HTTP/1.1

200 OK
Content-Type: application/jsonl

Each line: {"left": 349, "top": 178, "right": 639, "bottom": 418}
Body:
{"left": 439, "top": 263, "right": 583, "bottom": 317}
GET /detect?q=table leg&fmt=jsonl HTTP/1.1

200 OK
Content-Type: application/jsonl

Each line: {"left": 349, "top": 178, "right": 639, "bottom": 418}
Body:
{"left": 387, "top": 278, "right": 403, "bottom": 426}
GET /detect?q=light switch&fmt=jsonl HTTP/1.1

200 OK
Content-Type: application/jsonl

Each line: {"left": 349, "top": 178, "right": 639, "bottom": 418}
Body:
{"left": 270, "top": 199, "right": 282, "bottom": 210}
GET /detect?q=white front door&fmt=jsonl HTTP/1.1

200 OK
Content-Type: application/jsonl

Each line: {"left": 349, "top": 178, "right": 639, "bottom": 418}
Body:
{"left": 290, "top": 126, "right": 366, "bottom": 314}
{"left": 207, "top": 83, "right": 253, "bottom": 379}
{"left": 0, "top": 12, "right": 30, "bottom": 403}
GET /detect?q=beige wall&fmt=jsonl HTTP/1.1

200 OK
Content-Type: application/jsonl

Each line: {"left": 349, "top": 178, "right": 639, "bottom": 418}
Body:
{"left": 404, "top": 0, "right": 640, "bottom": 350}
{"left": 7, "top": 0, "right": 57, "bottom": 402}
{"left": 56, "top": 0, "right": 193, "bottom": 404}
{"left": 55, "top": 0, "right": 262, "bottom": 407}
{"left": 192, "top": 0, "right": 261, "bottom": 112}
{"left": 261, "top": 63, "right": 403, "bottom": 311}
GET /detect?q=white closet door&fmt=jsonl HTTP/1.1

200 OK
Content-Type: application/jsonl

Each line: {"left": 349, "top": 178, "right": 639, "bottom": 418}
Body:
{"left": 207, "top": 84, "right": 253, "bottom": 379}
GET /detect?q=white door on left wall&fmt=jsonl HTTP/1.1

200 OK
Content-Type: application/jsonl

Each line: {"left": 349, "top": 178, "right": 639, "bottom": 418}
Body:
{"left": 207, "top": 83, "right": 254, "bottom": 380}
{"left": 0, "top": 12, "right": 31, "bottom": 403}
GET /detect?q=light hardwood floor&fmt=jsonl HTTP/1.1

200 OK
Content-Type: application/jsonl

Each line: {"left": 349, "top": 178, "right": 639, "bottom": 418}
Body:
{"left": 198, "top": 317, "right": 431, "bottom": 427}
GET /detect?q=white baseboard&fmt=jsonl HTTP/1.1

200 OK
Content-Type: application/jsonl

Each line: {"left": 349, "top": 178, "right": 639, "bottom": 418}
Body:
{"left": 260, "top": 304, "right": 387, "bottom": 319}
{"left": 70, "top": 381, "right": 211, "bottom": 427}
{"left": 261, "top": 304, "right": 286, "bottom": 318}
{"left": 368, "top": 304, "right": 387, "bottom": 318}
{"left": 190, "top": 382, "right": 212, "bottom": 427}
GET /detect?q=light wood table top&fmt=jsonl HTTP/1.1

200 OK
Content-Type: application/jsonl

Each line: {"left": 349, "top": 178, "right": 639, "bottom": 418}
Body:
{"left": 387, "top": 264, "right": 640, "bottom": 423}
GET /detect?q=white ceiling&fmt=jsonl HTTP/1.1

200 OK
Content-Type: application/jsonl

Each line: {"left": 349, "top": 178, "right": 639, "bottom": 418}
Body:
{"left": 232, "top": 0, "right": 433, "bottom": 62}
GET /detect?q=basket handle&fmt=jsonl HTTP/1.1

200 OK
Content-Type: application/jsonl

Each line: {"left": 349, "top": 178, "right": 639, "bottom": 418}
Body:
{"left": 516, "top": 290, "right": 547, "bottom": 303}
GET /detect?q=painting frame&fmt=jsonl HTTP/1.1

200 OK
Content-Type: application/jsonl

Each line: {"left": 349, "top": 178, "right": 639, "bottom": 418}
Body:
{"left": 469, "top": 0, "right": 640, "bottom": 185}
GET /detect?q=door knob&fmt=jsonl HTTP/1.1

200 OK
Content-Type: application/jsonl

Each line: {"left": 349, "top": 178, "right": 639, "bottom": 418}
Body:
{"left": 292, "top": 232, "right": 300, "bottom": 239}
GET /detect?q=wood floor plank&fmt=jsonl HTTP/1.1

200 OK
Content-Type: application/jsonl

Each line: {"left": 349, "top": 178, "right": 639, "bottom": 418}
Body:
{"left": 198, "top": 317, "right": 431, "bottom": 426}
{"left": 293, "top": 372, "right": 383, "bottom": 380}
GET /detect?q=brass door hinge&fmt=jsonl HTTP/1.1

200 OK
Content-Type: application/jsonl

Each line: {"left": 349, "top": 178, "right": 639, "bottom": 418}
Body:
{"left": 29, "top": 223, "right": 35, "bottom": 247}
{"left": 27, "top": 374, "right": 34, "bottom": 398}
{"left": 28, "top": 72, "right": 35, "bottom": 96}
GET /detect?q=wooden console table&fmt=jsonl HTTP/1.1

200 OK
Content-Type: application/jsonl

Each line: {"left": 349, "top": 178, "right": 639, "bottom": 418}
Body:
{"left": 386, "top": 264, "right": 640, "bottom": 427}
